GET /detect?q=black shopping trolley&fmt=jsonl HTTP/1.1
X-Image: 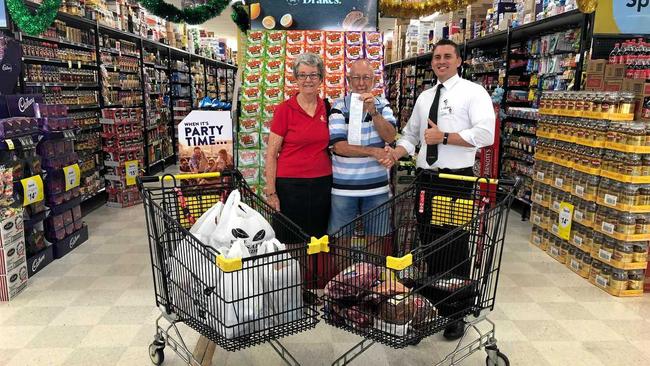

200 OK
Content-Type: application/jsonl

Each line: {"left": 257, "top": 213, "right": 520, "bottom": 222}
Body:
{"left": 322, "top": 172, "right": 519, "bottom": 366}
{"left": 138, "top": 170, "right": 320, "bottom": 366}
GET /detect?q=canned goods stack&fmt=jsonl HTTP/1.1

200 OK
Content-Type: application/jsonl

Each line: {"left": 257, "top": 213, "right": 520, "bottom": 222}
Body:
{"left": 530, "top": 90, "right": 649, "bottom": 297}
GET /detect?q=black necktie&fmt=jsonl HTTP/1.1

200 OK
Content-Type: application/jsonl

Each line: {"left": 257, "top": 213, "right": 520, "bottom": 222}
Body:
{"left": 426, "top": 84, "right": 444, "bottom": 166}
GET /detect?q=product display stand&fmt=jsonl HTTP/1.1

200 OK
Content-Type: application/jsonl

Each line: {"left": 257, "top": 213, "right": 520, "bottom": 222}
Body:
{"left": 101, "top": 108, "right": 144, "bottom": 208}
{"left": 531, "top": 90, "right": 647, "bottom": 297}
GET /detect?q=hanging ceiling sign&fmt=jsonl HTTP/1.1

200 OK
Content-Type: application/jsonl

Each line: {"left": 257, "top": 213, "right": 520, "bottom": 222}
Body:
{"left": 249, "top": 0, "right": 378, "bottom": 31}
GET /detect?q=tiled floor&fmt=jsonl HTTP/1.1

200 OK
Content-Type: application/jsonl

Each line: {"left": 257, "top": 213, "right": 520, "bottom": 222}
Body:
{"left": 2, "top": 203, "right": 650, "bottom": 366}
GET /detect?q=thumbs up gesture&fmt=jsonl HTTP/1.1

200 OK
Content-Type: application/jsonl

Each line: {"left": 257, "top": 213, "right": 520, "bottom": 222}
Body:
{"left": 424, "top": 119, "right": 444, "bottom": 145}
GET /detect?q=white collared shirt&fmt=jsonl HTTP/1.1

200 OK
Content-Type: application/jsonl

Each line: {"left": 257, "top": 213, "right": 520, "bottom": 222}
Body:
{"left": 397, "top": 74, "right": 495, "bottom": 170}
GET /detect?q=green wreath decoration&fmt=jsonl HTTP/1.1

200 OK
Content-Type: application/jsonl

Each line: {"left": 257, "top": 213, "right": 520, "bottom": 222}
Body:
{"left": 231, "top": 1, "right": 249, "bottom": 33}
{"left": 6, "top": 0, "right": 62, "bottom": 35}
{"left": 139, "top": 0, "right": 230, "bottom": 25}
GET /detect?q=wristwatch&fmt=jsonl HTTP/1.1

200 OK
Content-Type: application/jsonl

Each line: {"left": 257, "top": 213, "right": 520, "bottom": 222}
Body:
{"left": 443, "top": 132, "right": 449, "bottom": 145}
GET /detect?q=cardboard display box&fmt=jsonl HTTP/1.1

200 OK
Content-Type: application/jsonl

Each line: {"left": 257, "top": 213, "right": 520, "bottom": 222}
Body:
{"left": 585, "top": 73, "right": 605, "bottom": 91}
{"left": 586, "top": 59, "right": 607, "bottom": 74}
{"left": 604, "top": 64, "right": 626, "bottom": 80}
{"left": 0, "top": 261, "right": 28, "bottom": 301}
{"left": 26, "top": 246, "right": 54, "bottom": 277}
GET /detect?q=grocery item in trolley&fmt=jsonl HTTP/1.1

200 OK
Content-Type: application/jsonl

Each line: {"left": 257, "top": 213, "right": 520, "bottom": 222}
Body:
{"left": 167, "top": 239, "right": 265, "bottom": 339}
{"left": 190, "top": 189, "right": 275, "bottom": 254}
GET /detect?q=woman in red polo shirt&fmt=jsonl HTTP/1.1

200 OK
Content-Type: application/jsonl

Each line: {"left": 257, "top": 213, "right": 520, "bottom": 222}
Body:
{"left": 265, "top": 52, "right": 332, "bottom": 239}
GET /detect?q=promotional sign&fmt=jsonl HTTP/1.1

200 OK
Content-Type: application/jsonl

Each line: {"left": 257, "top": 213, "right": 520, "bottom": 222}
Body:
{"left": 250, "top": 0, "right": 378, "bottom": 31}
{"left": 178, "top": 111, "right": 234, "bottom": 174}
{"left": 20, "top": 175, "right": 44, "bottom": 206}
{"left": 558, "top": 202, "right": 574, "bottom": 241}
{"left": 125, "top": 160, "right": 139, "bottom": 186}
{"left": 0, "top": 94, "right": 42, "bottom": 119}
{"left": 0, "top": 39, "right": 21, "bottom": 96}
{"left": 594, "top": 0, "right": 650, "bottom": 34}
{"left": 63, "top": 164, "right": 81, "bottom": 191}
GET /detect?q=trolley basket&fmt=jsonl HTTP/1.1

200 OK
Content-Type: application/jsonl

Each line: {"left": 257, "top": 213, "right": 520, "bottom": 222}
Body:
{"left": 138, "top": 170, "right": 319, "bottom": 353}
{"left": 322, "top": 172, "right": 519, "bottom": 349}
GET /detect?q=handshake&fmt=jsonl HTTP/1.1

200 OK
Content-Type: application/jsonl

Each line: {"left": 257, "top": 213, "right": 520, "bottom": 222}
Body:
{"left": 373, "top": 145, "right": 404, "bottom": 168}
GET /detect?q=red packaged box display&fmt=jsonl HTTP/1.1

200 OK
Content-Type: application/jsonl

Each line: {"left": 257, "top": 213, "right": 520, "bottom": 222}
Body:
{"left": 366, "top": 44, "right": 383, "bottom": 60}
{"left": 325, "top": 59, "right": 346, "bottom": 74}
{"left": 346, "top": 45, "right": 363, "bottom": 60}
{"left": 325, "top": 45, "right": 345, "bottom": 60}
{"left": 285, "top": 45, "right": 304, "bottom": 59}
{"left": 325, "top": 87, "right": 345, "bottom": 101}
{"left": 306, "top": 31, "right": 324, "bottom": 45}
{"left": 325, "top": 74, "right": 345, "bottom": 89}
{"left": 326, "top": 31, "right": 345, "bottom": 46}
{"left": 345, "top": 32, "right": 363, "bottom": 46}
{"left": 286, "top": 31, "right": 305, "bottom": 45}
{"left": 305, "top": 45, "right": 325, "bottom": 57}
{"left": 364, "top": 32, "right": 382, "bottom": 45}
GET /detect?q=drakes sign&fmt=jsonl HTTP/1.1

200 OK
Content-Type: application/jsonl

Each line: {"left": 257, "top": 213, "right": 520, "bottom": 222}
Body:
{"left": 251, "top": 0, "right": 377, "bottom": 31}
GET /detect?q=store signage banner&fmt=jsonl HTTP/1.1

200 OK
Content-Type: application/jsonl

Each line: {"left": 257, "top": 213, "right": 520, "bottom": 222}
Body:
{"left": 0, "top": 94, "right": 43, "bottom": 118}
{"left": 250, "top": 0, "right": 378, "bottom": 31}
{"left": 594, "top": 0, "right": 650, "bottom": 34}
{"left": 178, "top": 111, "right": 234, "bottom": 174}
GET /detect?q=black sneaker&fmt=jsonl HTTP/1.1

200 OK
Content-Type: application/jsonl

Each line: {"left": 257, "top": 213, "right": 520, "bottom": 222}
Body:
{"left": 443, "top": 320, "right": 466, "bottom": 341}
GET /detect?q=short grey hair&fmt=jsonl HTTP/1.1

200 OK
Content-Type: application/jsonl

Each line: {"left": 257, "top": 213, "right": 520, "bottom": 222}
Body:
{"left": 292, "top": 53, "right": 324, "bottom": 79}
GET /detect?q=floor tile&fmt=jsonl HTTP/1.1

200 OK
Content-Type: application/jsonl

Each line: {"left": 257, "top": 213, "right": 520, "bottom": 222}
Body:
{"left": 497, "top": 303, "right": 554, "bottom": 321}
{"left": 0, "top": 326, "right": 44, "bottom": 348}
{"left": 99, "top": 306, "right": 159, "bottom": 325}
{"left": 559, "top": 320, "right": 626, "bottom": 342}
{"left": 78, "top": 325, "right": 141, "bottom": 348}
{"left": 1, "top": 306, "right": 66, "bottom": 326}
{"left": 538, "top": 302, "right": 598, "bottom": 320}
{"left": 6, "top": 347, "right": 74, "bottom": 366}
{"left": 61, "top": 346, "right": 127, "bottom": 366}
{"left": 532, "top": 341, "right": 605, "bottom": 366}
{"left": 513, "top": 320, "right": 575, "bottom": 341}
{"left": 28, "top": 325, "right": 93, "bottom": 348}
{"left": 583, "top": 341, "right": 650, "bottom": 365}
{"left": 49, "top": 306, "right": 111, "bottom": 326}
{"left": 582, "top": 302, "right": 644, "bottom": 321}
{"left": 519, "top": 286, "right": 575, "bottom": 303}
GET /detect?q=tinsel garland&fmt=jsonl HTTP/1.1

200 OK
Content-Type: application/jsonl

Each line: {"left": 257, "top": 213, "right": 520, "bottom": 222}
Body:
{"left": 379, "top": 0, "right": 475, "bottom": 18}
{"left": 139, "top": 0, "right": 230, "bottom": 25}
{"left": 231, "top": 1, "right": 249, "bottom": 33}
{"left": 6, "top": 0, "right": 62, "bottom": 35}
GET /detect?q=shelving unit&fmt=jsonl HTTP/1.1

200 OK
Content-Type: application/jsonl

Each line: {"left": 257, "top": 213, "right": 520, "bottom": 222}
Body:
{"left": 384, "top": 10, "right": 591, "bottom": 219}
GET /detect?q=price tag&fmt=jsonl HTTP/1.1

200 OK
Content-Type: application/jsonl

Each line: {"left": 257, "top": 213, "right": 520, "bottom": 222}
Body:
{"left": 551, "top": 224, "right": 559, "bottom": 235}
{"left": 5, "top": 139, "right": 14, "bottom": 150}
{"left": 77, "top": 61, "right": 81, "bottom": 69}
{"left": 574, "top": 210, "right": 584, "bottom": 222}
{"left": 575, "top": 185, "right": 585, "bottom": 197}
{"left": 536, "top": 171, "right": 545, "bottom": 181}
{"left": 20, "top": 175, "right": 44, "bottom": 206}
{"left": 554, "top": 177, "right": 564, "bottom": 188}
{"left": 596, "top": 274, "right": 608, "bottom": 288}
{"left": 558, "top": 202, "right": 574, "bottom": 240}
{"left": 599, "top": 249, "right": 613, "bottom": 261}
{"left": 552, "top": 200, "right": 561, "bottom": 211}
{"left": 125, "top": 160, "right": 139, "bottom": 186}
{"left": 604, "top": 194, "right": 618, "bottom": 206}
{"left": 570, "top": 259, "right": 581, "bottom": 271}
{"left": 68, "top": 60, "right": 72, "bottom": 69}
{"left": 574, "top": 234, "right": 583, "bottom": 246}
{"left": 63, "top": 164, "right": 81, "bottom": 191}
{"left": 602, "top": 222, "right": 615, "bottom": 234}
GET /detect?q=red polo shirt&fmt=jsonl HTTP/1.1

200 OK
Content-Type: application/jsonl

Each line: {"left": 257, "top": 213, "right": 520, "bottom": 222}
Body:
{"left": 270, "top": 95, "right": 332, "bottom": 178}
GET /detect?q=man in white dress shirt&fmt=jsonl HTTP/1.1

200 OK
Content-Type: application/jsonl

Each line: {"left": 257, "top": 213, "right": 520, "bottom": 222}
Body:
{"left": 385, "top": 39, "right": 496, "bottom": 341}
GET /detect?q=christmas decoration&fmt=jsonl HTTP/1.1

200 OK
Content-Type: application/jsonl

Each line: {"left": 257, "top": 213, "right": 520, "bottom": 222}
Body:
{"left": 6, "top": 0, "right": 61, "bottom": 35}
{"left": 576, "top": 0, "right": 598, "bottom": 14}
{"left": 379, "top": 0, "right": 474, "bottom": 19}
{"left": 231, "top": 1, "right": 249, "bottom": 33}
{"left": 139, "top": 0, "right": 230, "bottom": 25}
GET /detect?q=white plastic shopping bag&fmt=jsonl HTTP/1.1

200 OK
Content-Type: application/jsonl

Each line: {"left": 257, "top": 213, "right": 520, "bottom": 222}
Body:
{"left": 217, "top": 239, "right": 266, "bottom": 339}
{"left": 189, "top": 201, "right": 224, "bottom": 244}
{"left": 257, "top": 239, "right": 303, "bottom": 325}
{"left": 212, "top": 190, "right": 275, "bottom": 254}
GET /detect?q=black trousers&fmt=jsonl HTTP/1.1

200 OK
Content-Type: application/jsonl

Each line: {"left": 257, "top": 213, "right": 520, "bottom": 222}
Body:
{"left": 275, "top": 175, "right": 332, "bottom": 288}
{"left": 414, "top": 167, "right": 475, "bottom": 319}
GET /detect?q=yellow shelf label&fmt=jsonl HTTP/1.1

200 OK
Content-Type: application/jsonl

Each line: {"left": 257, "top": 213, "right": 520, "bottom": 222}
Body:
{"left": 63, "top": 164, "right": 81, "bottom": 191}
{"left": 21, "top": 175, "right": 44, "bottom": 206}
{"left": 125, "top": 160, "right": 139, "bottom": 186}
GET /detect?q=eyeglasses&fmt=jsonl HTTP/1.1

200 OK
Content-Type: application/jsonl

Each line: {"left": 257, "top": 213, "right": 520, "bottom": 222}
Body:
{"left": 349, "top": 76, "right": 373, "bottom": 82}
{"left": 296, "top": 73, "right": 321, "bottom": 80}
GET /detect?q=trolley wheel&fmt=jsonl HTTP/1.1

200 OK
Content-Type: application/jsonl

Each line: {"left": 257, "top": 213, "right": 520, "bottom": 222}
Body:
{"left": 407, "top": 337, "right": 422, "bottom": 346}
{"left": 485, "top": 350, "right": 509, "bottom": 366}
{"left": 149, "top": 343, "right": 165, "bottom": 365}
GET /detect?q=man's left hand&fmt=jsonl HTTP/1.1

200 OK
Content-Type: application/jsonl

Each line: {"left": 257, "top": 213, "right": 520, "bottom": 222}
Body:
{"left": 358, "top": 93, "right": 376, "bottom": 114}
{"left": 424, "top": 119, "right": 444, "bottom": 145}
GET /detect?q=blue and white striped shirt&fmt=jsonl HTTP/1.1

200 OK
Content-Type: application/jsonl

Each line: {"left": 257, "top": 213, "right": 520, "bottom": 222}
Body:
{"left": 328, "top": 95, "right": 397, "bottom": 197}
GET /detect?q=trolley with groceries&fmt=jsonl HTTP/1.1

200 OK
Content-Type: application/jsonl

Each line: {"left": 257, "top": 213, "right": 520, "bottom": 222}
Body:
{"left": 137, "top": 169, "right": 519, "bottom": 366}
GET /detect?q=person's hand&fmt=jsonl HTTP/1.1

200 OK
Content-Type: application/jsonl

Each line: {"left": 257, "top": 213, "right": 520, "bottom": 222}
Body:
{"left": 375, "top": 146, "right": 397, "bottom": 168}
{"left": 267, "top": 193, "right": 280, "bottom": 211}
{"left": 358, "top": 93, "right": 377, "bottom": 114}
{"left": 424, "top": 119, "right": 444, "bottom": 145}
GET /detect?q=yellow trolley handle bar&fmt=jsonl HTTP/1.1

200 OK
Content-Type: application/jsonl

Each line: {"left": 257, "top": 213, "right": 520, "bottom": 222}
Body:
{"left": 137, "top": 172, "right": 223, "bottom": 187}
{"left": 437, "top": 173, "right": 498, "bottom": 185}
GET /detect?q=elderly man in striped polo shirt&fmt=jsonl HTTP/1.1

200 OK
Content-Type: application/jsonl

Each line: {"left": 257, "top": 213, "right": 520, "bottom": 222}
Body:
{"left": 327, "top": 59, "right": 397, "bottom": 238}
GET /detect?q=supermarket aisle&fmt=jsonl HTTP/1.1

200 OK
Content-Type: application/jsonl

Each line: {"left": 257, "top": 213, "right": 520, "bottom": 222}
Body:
{"left": 2, "top": 204, "right": 650, "bottom": 366}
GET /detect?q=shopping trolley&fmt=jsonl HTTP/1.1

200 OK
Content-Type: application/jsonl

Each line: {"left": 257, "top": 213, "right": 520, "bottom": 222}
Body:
{"left": 323, "top": 172, "right": 519, "bottom": 366}
{"left": 137, "top": 171, "right": 320, "bottom": 366}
